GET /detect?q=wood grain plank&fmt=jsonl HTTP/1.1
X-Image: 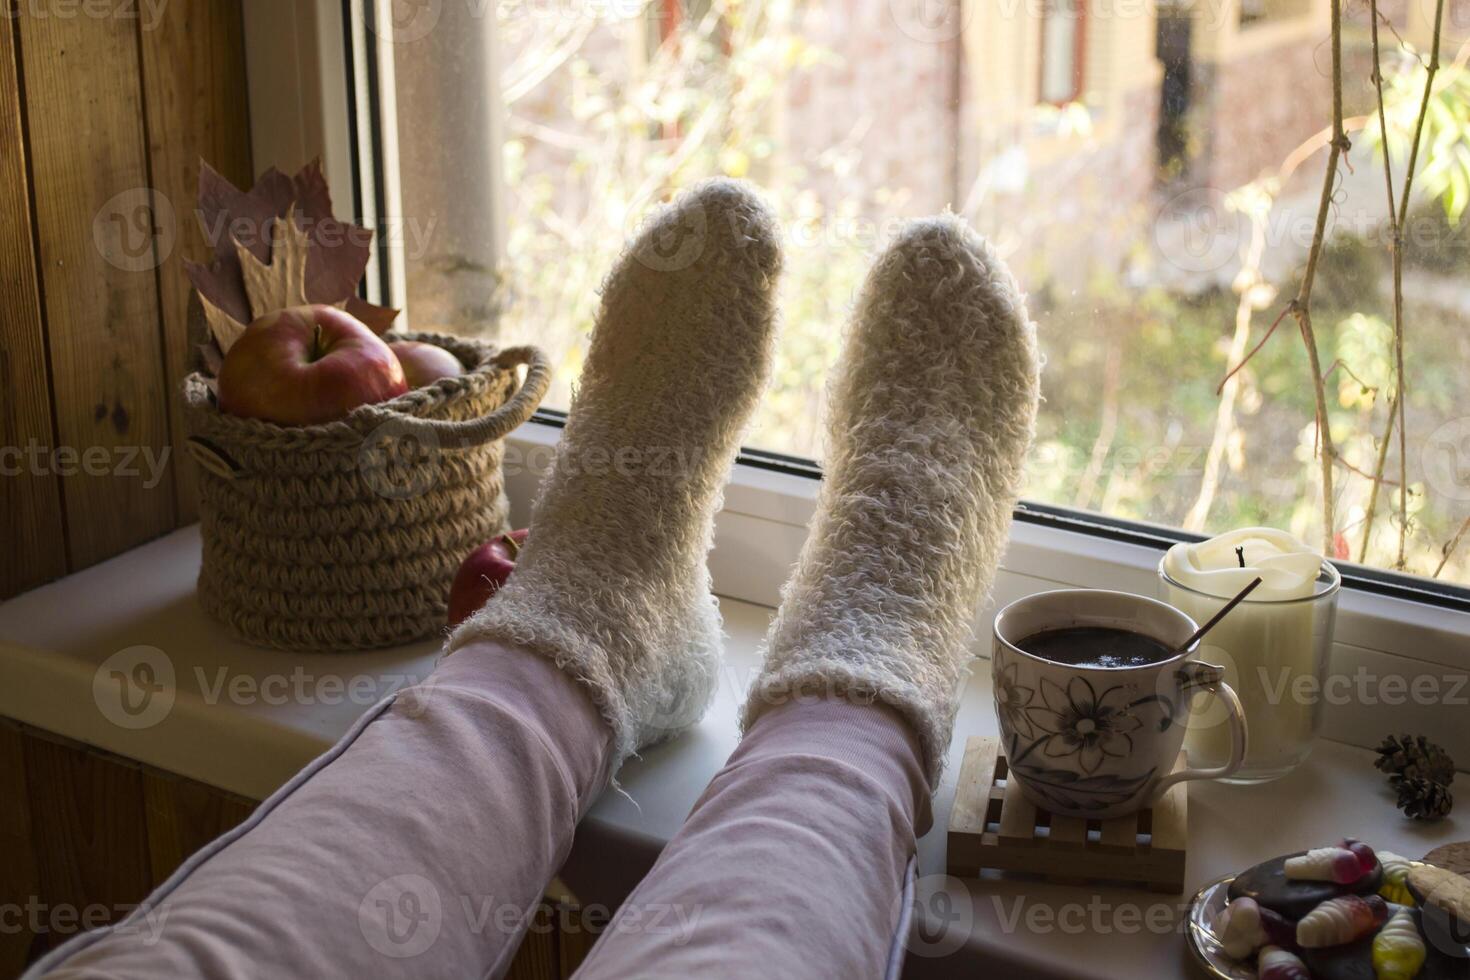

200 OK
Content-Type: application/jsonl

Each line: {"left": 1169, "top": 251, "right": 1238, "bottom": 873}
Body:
{"left": 557, "top": 907, "right": 601, "bottom": 979}
{"left": 141, "top": 770, "right": 254, "bottom": 886}
{"left": 1149, "top": 758, "right": 1190, "bottom": 854}
{"left": 997, "top": 772, "right": 1038, "bottom": 844}
{"left": 1047, "top": 815, "right": 1087, "bottom": 848}
{"left": 1144, "top": 756, "right": 1189, "bottom": 892}
{"left": 1099, "top": 813, "right": 1141, "bottom": 850}
{"left": 948, "top": 736, "right": 1000, "bottom": 836}
{"left": 945, "top": 736, "right": 999, "bottom": 875}
{"left": 18, "top": 3, "right": 176, "bottom": 568}
{"left": 0, "top": 7, "right": 66, "bottom": 598}
{"left": 507, "top": 904, "right": 559, "bottom": 980}
{"left": 138, "top": 0, "right": 252, "bottom": 524}
{"left": 22, "top": 734, "right": 152, "bottom": 951}
{"left": 949, "top": 742, "right": 1188, "bottom": 892}
{"left": 0, "top": 724, "right": 44, "bottom": 973}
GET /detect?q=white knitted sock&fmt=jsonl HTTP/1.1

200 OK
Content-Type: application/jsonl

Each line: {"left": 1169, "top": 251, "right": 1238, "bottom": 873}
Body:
{"left": 447, "top": 180, "right": 782, "bottom": 769}
{"left": 742, "top": 215, "right": 1040, "bottom": 784}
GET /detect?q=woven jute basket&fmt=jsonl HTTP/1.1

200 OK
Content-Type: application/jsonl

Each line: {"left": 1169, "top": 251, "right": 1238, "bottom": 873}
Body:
{"left": 182, "top": 332, "right": 551, "bottom": 651}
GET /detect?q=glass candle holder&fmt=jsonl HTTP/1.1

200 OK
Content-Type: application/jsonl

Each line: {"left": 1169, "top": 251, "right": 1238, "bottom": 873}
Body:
{"left": 1159, "top": 558, "right": 1341, "bottom": 784}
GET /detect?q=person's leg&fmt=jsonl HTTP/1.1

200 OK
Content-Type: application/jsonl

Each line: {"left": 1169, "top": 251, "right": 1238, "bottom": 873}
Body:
{"left": 574, "top": 697, "right": 930, "bottom": 979}
{"left": 576, "top": 216, "right": 1039, "bottom": 979}
{"left": 31, "top": 643, "right": 611, "bottom": 980}
{"left": 27, "top": 178, "right": 783, "bottom": 980}
{"left": 446, "top": 177, "right": 783, "bottom": 769}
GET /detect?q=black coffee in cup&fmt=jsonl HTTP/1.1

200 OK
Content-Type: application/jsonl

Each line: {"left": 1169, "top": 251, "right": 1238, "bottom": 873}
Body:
{"left": 1017, "top": 626, "right": 1175, "bottom": 669}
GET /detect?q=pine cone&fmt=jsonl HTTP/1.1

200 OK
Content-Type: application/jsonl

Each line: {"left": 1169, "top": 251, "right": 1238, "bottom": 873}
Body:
{"left": 1375, "top": 734, "right": 1456, "bottom": 787}
{"left": 1396, "top": 777, "right": 1454, "bottom": 821}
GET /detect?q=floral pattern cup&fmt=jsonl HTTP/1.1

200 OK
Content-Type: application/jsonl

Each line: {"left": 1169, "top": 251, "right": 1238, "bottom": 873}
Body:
{"left": 992, "top": 589, "right": 1248, "bottom": 819}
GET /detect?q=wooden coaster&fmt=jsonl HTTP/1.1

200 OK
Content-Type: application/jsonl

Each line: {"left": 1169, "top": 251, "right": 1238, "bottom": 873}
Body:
{"left": 946, "top": 736, "right": 1188, "bottom": 894}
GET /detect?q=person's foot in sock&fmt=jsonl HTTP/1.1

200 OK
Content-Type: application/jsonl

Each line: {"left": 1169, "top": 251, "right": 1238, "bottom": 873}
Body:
{"left": 448, "top": 179, "right": 782, "bottom": 769}
{"left": 743, "top": 214, "right": 1040, "bottom": 783}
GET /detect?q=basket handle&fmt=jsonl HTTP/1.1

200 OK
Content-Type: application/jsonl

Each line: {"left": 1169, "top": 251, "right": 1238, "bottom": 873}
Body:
{"left": 376, "top": 345, "right": 552, "bottom": 450}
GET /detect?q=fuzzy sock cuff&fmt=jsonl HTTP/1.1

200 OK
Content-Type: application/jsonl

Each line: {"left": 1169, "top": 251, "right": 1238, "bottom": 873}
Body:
{"left": 741, "top": 659, "right": 953, "bottom": 791}
{"left": 448, "top": 594, "right": 640, "bottom": 761}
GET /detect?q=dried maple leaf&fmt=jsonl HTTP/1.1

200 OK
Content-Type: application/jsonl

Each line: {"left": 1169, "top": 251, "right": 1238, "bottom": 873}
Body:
{"left": 196, "top": 341, "right": 223, "bottom": 377}
{"left": 194, "top": 293, "right": 249, "bottom": 355}
{"left": 186, "top": 159, "right": 401, "bottom": 371}
{"left": 238, "top": 205, "right": 312, "bottom": 317}
{"left": 346, "top": 296, "right": 403, "bottom": 335}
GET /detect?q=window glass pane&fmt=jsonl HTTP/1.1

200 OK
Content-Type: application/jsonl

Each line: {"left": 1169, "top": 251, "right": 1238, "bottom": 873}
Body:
{"left": 393, "top": 0, "right": 1470, "bottom": 586}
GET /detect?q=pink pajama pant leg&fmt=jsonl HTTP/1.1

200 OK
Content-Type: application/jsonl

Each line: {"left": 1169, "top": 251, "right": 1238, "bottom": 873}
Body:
{"left": 573, "top": 698, "right": 931, "bottom": 980}
{"left": 27, "top": 647, "right": 930, "bottom": 980}
{"left": 27, "top": 643, "right": 613, "bottom": 980}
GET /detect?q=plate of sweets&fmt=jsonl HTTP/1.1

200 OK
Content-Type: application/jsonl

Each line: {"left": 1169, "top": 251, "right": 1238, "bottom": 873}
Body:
{"left": 1188, "top": 839, "right": 1470, "bottom": 979}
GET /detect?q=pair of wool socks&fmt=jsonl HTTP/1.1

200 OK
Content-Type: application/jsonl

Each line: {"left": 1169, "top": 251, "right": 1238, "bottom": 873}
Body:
{"left": 446, "top": 180, "right": 1040, "bottom": 784}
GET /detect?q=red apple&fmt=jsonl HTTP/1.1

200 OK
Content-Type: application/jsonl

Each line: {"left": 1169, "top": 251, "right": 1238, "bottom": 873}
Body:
{"left": 447, "top": 529, "right": 528, "bottom": 626}
{"left": 390, "top": 340, "right": 464, "bottom": 388}
{"left": 217, "top": 305, "right": 408, "bottom": 425}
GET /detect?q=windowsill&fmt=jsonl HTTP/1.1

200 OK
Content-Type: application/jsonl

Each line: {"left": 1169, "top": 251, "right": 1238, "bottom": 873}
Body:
{"left": 0, "top": 522, "right": 1464, "bottom": 978}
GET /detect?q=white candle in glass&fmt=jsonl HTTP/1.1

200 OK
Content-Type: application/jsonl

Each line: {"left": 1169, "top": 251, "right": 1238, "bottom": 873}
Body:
{"left": 1162, "top": 528, "right": 1326, "bottom": 782}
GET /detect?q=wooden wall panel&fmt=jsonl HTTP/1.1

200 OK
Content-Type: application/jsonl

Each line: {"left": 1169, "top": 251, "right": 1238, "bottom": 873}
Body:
{"left": 21, "top": 735, "right": 153, "bottom": 952}
{"left": 17, "top": 3, "right": 176, "bottom": 569}
{"left": 0, "top": 725, "right": 44, "bottom": 973}
{"left": 509, "top": 918, "right": 562, "bottom": 980}
{"left": 139, "top": 0, "right": 252, "bottom": 524}
{"left": 141, "top": 771, "right": 254, "bottom": 885}
{"left": 557, "top": 903, "right": 607, "bottom": 978}
{"left": 7, "top": 720, "right": 586, "bottom": 977}
{"left": 0, "top": 9, "right": 67, "bottom": 599}
{"left": 3, "top": 727, "right": 254, "bottom": 970}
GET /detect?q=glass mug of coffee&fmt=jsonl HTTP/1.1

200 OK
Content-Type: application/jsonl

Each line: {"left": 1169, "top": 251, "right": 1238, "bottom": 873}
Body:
{"left": 992, "top": 589, "right": 1248, "bottom": 819}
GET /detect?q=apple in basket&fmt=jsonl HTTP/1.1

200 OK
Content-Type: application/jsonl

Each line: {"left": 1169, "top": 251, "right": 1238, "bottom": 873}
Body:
{"left": 390, "top": 340, "right": 465, "bottom": 389}
{"left": 217, "top": 305, "right": 408, "bottom": 425}
{"left": 447, "top": 530, "right": 529, "bottom": 627}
